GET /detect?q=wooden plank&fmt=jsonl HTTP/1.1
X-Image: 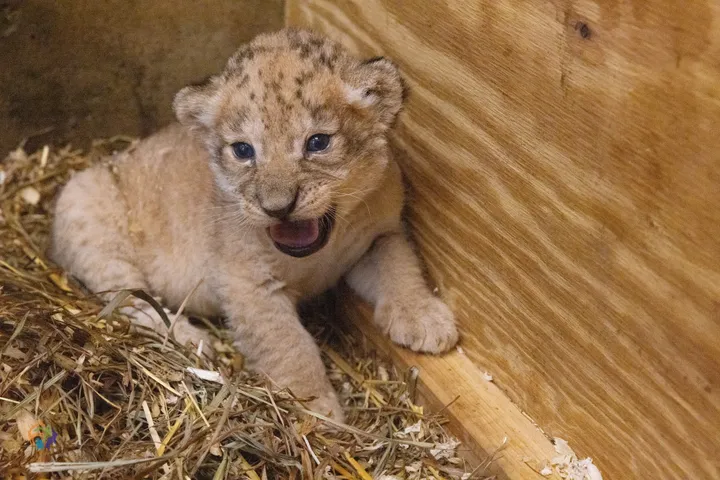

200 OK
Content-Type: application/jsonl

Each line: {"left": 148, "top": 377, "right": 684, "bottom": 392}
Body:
{"left": 339, "top": 290, "right": 562, "bottom": 480}
{"left": 288, "top": 1, "right": 720, "bottom": 479}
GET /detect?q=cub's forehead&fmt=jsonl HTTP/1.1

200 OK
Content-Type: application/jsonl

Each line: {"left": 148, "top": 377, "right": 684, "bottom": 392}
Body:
{"left": 227, "top": 28, "right": 346, "bottom": 75}
{"left": 214, "top": 32, "right": 356, "bottom": 138}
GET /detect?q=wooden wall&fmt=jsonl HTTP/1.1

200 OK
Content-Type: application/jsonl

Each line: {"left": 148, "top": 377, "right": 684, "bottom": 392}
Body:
{"left": 287, "top": 1, "right": 720, "bottom": 478}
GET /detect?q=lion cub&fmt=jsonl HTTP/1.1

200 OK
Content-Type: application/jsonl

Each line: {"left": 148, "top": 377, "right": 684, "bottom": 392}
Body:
{"left": 51, "top": 28, "right": 458, "bottom": 420}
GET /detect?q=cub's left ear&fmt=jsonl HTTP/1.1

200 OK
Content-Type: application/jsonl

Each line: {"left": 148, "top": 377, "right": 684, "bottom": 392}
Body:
{"left": 345, "top": 56, "right": 408, "bottom": 127}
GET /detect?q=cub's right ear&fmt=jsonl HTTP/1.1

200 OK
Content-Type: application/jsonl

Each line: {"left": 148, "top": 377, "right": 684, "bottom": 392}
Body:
{"left": 173, "top": 75, "right": 222, "bottom": 130}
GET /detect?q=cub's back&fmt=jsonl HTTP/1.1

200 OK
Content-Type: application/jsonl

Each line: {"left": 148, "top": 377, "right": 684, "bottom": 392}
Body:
{"left": 112, "top": 124, "right": 221, "bottom": 314}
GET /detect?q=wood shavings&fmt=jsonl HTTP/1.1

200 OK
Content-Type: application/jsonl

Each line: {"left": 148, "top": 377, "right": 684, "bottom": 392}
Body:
{"left": 19, "top": 187, "right": 40, "bottom": 205}
{"left": 405, "top": 460, "right": 423, "bottom": 473}
{"left": 551, "top": 437, "right": 603, "bottom": 480}
{"left": 431, "top": 439, "right": 461, "bottom": 460}
{"left": 396, "top": 420, "right": 422, "bottom": 438}
{"left": 186, "top": 367, "right": 224, "bottom": 384}
{"left": 14, "top": 409, "right": 38, "bottom": 442}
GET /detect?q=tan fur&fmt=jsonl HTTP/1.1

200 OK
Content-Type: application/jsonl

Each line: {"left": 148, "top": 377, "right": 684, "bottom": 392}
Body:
{"left": 50, "top": 29, "right": 458, "bottom": 420}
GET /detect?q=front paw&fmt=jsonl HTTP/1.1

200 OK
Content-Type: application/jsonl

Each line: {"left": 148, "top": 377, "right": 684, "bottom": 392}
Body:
{"left": 375, "top": 295, "right": 458, "bottom": 354}
{"left": 306, "top": 389, "right": 345, "bottom": 423}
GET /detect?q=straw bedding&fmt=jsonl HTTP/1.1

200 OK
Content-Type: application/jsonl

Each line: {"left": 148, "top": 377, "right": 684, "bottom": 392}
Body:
{"left": 0, "top": 139, "right": 488, "bottom": 479}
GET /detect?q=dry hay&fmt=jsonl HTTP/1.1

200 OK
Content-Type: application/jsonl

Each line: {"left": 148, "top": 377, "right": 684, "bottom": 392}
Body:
{"left": 0, "top": 139, "right": 490, "bottom": 479}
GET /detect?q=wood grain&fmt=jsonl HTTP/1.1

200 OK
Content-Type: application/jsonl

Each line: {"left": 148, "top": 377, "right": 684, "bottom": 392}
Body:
{"left": 340, "top": 290, "right": 563, "bottom": 479}
{"left": 288, "top": 1, "right": 720, "bottom": 478}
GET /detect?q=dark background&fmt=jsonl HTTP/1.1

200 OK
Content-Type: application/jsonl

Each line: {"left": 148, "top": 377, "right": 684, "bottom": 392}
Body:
{"left": 0, "top": 0, "right": 284, "bottom": 154}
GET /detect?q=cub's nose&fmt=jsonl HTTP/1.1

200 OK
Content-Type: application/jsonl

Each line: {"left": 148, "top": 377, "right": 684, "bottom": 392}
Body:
{"left": 261, "top": 191, "right": 298, "bottom": 219}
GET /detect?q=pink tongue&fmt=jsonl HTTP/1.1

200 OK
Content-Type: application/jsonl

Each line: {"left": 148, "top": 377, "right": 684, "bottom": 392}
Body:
{"left": 268, "top": 219, "right": 320, "bottom": 248}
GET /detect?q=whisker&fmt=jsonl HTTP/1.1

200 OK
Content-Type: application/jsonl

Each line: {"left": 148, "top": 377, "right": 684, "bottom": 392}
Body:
{"left": 333, "top": 189, "right": 372, "bottom": 216}
{"left": 330, "top": 209, "right": 352, "bottom": 231}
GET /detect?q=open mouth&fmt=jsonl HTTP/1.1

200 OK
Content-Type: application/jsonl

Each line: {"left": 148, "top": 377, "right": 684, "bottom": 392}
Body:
{"left": 267, "top": 208, "right": 335, "bottom": 258}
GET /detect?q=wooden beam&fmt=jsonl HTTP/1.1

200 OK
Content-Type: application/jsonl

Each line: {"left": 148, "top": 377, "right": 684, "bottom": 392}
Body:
{"left": 340, "top": 291, "right": 561, "bottom": 480}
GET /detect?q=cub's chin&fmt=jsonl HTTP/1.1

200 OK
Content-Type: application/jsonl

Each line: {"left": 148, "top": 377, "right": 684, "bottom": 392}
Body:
{"left": 266, "top": 207, "right": 335, "bottom": 258}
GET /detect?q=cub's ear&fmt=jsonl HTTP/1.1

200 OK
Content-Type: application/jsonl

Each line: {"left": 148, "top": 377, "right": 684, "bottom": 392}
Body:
{"left": 173, "top": 75, "right": 222, "bottom": 129}
{"left": 345, "top": 56, "right": 408, "bottom": 127}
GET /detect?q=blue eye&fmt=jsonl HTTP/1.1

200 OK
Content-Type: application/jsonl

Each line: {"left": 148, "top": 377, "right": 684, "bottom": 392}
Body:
{"left": 306, "top": 134, "right": 331, "bottom": 153}
{"left": 231, "top": 142, "right": 255, "bottom": 160}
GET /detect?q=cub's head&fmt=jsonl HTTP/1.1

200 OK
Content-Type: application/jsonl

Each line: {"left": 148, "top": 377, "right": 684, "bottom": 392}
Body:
{"left": 173, "top": 28, "right": 406, "bottom": 257}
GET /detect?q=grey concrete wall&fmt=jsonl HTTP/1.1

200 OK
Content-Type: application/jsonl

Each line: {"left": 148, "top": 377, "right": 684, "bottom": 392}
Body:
{"left": 0, "top": 0, "right": 284, "bottom": 154}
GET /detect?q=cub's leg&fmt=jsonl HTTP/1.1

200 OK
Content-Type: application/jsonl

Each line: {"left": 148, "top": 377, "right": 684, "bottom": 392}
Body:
{"left": 51, "top": 166, "right": 212, "bottom": 352}
{"left": 346, "top": 233, "right": 459, "bottom": 353}
{"left": 218, "top": 277, "right": 343, "bottom": 421}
